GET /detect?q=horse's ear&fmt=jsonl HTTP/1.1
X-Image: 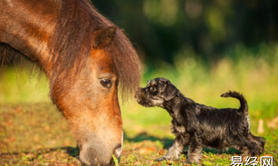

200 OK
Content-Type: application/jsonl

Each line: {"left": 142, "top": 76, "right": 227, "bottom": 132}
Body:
{"left": 93, "top": 26, "right": 116, "bottom": 49}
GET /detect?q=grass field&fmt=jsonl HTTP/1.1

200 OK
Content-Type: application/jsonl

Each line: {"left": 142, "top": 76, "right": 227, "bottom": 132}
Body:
{"left": 0, "top": 45, "right": 278, "bottom": 165}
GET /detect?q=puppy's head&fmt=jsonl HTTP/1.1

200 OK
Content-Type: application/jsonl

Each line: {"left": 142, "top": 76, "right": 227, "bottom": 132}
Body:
{"left": 135, "top": 78, "right": 178, "bottom": 107}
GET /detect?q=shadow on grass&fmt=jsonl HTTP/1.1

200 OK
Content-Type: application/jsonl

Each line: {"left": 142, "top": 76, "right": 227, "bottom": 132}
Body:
{"left": 125, "top": 131, "right": 173, "bottom": 149}
{"left": 125, "top": 131, "right": 240, "bottom": 154}
{"left": 0, "top": 146, "right": 79, "bottom": 158}
{"left": 203, "top": 147, "right": 240, "bottom": 155}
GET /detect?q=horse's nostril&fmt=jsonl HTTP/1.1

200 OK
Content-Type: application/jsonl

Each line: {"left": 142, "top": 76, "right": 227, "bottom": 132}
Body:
{"left": 113, "top": 144, "right": 122, "bottom": 158}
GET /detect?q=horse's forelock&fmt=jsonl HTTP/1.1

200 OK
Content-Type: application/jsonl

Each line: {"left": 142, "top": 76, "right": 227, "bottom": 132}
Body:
{"left": 49, "top": 0, "right": 141, "bottom": 99}
{"left": 107, "top": 30, "right": 141, "bottom": 99}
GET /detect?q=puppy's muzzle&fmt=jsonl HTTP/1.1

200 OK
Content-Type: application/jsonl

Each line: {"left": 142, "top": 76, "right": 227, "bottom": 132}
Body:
{"left": 135, "top": 88, "right": 144, "bottom": 104}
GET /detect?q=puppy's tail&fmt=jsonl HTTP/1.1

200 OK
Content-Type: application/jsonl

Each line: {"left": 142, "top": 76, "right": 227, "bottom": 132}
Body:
{"left": 221, "top": 91, "right": 248, "bottom": 114}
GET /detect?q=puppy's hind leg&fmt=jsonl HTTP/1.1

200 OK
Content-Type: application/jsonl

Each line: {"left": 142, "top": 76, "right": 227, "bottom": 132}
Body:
{"left": 156, "top": 135, "right": 185, "bottom": 161}
{"left": 240, "top": 137, "right": 262, "bottom": 156}
{"left": 248, "top": 134, "right": 265, "bottom": 155}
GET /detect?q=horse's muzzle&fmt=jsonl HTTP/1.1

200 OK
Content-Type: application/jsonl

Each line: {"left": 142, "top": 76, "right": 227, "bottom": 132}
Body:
{"left": 79, "top": 137, "right": 122, "bottom": 166}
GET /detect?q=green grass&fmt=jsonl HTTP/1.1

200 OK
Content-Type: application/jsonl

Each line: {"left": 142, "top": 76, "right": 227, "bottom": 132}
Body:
{"left": 0, "top": 45, "right": 278, "bottom": 165}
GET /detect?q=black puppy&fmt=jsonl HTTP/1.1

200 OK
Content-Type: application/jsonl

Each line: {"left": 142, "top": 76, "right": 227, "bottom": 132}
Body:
{"left": 135, "top": 78, "right": 265, "bottom": 164}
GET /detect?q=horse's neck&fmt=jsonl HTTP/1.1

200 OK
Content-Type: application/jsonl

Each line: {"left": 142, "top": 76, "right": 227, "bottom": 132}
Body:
{"left": 0, "top": 0, "right": 60, "bottom": 68}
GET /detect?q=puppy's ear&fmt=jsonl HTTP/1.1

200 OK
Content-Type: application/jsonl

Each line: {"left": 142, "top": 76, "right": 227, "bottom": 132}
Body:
{"left": 164, "top": 91, "right": 176, "bottom": 101}
{"left": 164, "top": 85, "right": 177, "bottom": 101}
{"left": 159, "top": 78, "right": 170, "bottom": 84}
{"left": 93, "top": 26, "right": 116, "bottom": 49}
{"left": 158, "top": 80, "right": 167, "bottom": 92}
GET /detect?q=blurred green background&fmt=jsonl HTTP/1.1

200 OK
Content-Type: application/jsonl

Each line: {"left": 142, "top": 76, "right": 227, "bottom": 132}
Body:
{"left": 93, "top": 0, "right": 278, "bottom": 66}
{"left": 0, "top": 0, "right": 278, "bottom": 165}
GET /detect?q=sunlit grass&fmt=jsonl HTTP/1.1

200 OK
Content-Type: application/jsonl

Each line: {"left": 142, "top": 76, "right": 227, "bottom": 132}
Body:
{"left": 0, "top": 67, "right": 50, "bottom": 104}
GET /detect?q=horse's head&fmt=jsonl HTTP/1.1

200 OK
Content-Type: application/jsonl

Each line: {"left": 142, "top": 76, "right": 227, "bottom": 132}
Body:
{"left": 50, "top": 25, "right": 140, "bottom": 165}
{"left": 77, "top": 28, "right": 122, "bottom": 165}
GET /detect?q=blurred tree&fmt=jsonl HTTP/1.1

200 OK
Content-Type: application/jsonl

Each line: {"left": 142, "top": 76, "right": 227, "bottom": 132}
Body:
{"left": 93, "top": 0, "right": 278, "bottom": 65}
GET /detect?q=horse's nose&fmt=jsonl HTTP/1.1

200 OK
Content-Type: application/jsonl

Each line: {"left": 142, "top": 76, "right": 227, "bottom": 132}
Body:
{"left": 79, "top": 138, "right": 122, "bottom": 166}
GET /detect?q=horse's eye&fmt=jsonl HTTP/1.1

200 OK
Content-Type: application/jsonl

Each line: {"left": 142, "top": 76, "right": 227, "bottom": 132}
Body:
{"left": 100, "top": 79, "right": 112, "bottom": 88}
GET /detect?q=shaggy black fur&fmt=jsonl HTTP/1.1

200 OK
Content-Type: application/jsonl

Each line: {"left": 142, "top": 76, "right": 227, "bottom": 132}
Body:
{"left": 135, "top": 78, "right": 265, "bottom": 164}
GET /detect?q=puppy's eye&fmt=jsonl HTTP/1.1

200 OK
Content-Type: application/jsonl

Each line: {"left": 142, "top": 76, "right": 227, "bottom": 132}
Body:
{"left": 100, "top": 79, "right": 112, "bottom": 88}
{"left": 147, "top": 80, "right": 151, "bottom": 86}
{"left": 149, "top": 86, "right": 157, "bottom": 92}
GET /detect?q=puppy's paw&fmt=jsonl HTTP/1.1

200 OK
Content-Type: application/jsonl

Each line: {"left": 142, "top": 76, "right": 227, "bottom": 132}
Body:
{"left": 155, "top": 156, "right": 167, "bottom": 162}
{"left": 155, "top": 154, "right": 180, "bottom": 162}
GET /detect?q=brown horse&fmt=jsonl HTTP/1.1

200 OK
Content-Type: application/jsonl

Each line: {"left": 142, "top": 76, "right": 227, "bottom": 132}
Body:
{"left": 0, "top": 0, "right": 140, "bottom": 165}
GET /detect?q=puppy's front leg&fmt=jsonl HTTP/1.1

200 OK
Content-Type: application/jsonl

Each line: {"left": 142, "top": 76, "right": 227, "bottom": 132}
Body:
{"left": 187, "top": 136, "right": 202, "bottom": 164}
{"left": 156, "top": 135, "right": 184, "bottom": 161}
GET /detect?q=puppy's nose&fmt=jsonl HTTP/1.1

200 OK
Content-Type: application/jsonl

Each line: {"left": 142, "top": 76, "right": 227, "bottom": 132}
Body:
{"left": 135, "top": 88, "right": 141, "bottom": 99}
{"left": 135, "top": 88, "right": 144, "bottom": 104}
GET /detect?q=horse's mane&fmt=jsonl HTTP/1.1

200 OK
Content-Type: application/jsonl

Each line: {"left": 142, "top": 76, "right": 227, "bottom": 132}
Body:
{"left": 0, "top": 0, "right": 140, "bottom": 98}
{"left": 48, "top": 0, "right": 141, "bottom": 98}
